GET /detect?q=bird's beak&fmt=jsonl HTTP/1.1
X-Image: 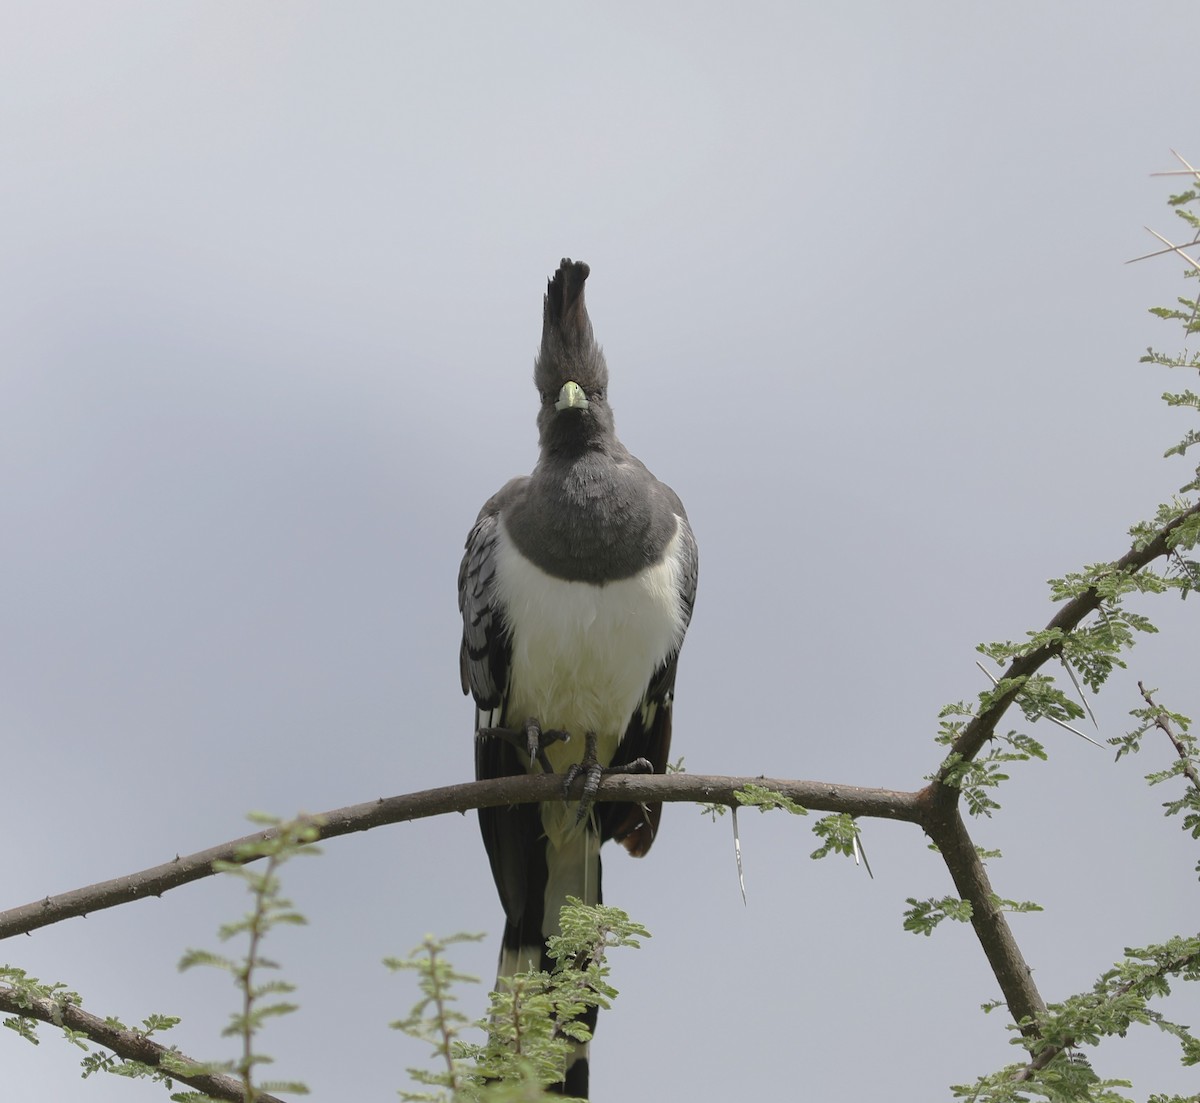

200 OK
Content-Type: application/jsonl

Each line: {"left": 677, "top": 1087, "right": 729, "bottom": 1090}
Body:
{"left": 555, "top": 381, "right": 589, "bottom": 412}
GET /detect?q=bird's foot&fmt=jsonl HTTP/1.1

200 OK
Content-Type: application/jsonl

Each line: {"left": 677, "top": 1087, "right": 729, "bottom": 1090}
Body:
{"left": 477, "top": 717, "right": 568, "bottom": 774}
{"left": 562, "top": 732, "right": 653, "bottom": 824}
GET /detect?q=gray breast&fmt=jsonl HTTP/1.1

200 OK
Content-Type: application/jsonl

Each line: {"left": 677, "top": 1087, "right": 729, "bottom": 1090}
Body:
{"left": 504, "top": 452, "right": 681, "bottom": 584}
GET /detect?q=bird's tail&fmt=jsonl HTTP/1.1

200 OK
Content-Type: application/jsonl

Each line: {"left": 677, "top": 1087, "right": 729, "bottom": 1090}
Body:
{"left": 495, "top": 815, "right": 602, "bottom": 1097}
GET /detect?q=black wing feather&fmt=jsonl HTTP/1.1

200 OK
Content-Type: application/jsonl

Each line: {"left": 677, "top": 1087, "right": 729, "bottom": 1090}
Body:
{"left": 458, "top": 480, "right": 550, "bottom": 940}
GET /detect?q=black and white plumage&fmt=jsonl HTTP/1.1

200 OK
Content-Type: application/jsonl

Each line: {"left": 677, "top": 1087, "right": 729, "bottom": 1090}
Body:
{"left": 457, "top": 259, "right": 698, "bottom": 1097}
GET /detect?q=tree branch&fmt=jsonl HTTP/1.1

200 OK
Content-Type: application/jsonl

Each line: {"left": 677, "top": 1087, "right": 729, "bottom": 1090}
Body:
{"left": 0, "top": 773, "right": 921, "bottom": 942}
{"left": 909, "top": 505, "right": 1200, "bottom": 1046}
{"left": 933, "top": 500, "right": 1200, "bottom": 806}
{"left": 0, "top": 984, "right": 287, "bottom": 1103}
{"left": 1139, "top": 680, "right": 1200, "bottom": 792}
{"left": 920, "top": 801, "right": 1047, "bottom": 1033}
{"left": 1007, "top": 941, "right": 1200, "bottom": 1083}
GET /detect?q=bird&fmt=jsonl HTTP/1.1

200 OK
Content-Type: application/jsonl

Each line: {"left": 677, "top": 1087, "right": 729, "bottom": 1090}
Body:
{"left": 457, "top": 258, "right": 698, "bottom": 1097}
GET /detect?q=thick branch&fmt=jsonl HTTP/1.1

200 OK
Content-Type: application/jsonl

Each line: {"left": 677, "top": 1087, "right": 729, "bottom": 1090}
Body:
{"left": 0, "top": 770, "right": 1056, "bottom": 1084}
{"left": 934, "top": 500, "right": 1200, "bottom": 807}
{"left": 0, "top": 773, "right": 921, "bottom": 941}
{"left": 0, "top": 984, "right": 286, "bottom": 1103}
{"left": 921, "top": 802, "right": 1046, "bottom": 1031}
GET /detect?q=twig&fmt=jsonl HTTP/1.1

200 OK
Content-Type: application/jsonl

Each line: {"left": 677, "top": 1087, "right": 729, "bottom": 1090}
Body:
{"left": 1138, "top": 681, "right": 1200, "bottom": 792}
{"left": 1171, "top": 550, "right": 1200, "bottom": 591}
{"left": 0, "top": 985, "right": 287, "bottom": 1103}
{"left": 1007, "top": 940, "right": 1200, "bottom": 1084}
{"left": 938, "top": 500, "right": 1200, "bottom": 796}
{"left": 0, "top": 774, "right": 921, "bottom": 941}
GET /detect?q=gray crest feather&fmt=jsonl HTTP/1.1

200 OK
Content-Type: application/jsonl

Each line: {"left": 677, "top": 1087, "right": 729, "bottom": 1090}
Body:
{"left": 534, "top": 258, "right": 608, "bottom": 395}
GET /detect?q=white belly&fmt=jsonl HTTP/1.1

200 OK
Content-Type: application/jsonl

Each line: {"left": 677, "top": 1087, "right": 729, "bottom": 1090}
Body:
{"left": 492, "top": 515, "right": 687, "bottom": 775}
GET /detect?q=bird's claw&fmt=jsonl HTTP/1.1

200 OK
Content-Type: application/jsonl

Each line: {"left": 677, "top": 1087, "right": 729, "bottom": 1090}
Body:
{"left": 477, "top": 717, "right": 568, "bottom": 774}
{"left": 562, "top": 735, "right": 653, "bottom": 824}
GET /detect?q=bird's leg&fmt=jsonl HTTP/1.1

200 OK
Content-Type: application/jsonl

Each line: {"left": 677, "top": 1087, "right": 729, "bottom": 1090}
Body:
{"left": 562, "top": 732, "right": 654, "bottom": 824}
{"left": 561, "top": 733, "right": 603, "bottom": 822}
{"left": 476, "top": 717, "right": 567, "bottom": 774}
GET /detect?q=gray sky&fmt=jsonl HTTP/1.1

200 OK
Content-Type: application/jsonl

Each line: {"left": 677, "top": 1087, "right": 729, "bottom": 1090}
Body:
{"left": 3, "top": 3, "right": 1199, "bottom": 1100}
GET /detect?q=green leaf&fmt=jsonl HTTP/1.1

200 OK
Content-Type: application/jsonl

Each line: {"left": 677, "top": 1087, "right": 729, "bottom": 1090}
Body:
{"left": 733, "top": 783, "right": 808, "bottom": 815}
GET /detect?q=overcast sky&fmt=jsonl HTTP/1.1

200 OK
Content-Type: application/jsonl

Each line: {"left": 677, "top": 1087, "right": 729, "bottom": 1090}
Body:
{"left": 3, "top": 3, "right": 1199, "bottom": 1100}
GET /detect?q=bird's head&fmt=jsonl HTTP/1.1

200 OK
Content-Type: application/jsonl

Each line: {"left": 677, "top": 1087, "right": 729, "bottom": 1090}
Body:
{"left": 533, "top": 258, "right": 614, "bottom": 450}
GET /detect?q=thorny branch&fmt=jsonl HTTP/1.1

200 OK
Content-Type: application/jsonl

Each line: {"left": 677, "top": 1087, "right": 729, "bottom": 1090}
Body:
{"left": 1139, "top": 680, "right": 1200, "bottom": 793}
{"left": 920, "top": 806, "right": 1047, "bottom": 1031}
{"left": 907, "top": 500, "right": 1200, "bottom": 1060}
{"left": 1, "top": 499, "right": 1195, "bottom": 1093}
{"left": 0, "top": 985, "right": 287, "bottom": 1103}
{"left": 0, "top": 773, "right": 920, "bottom": 941}
{"left": 934, "top": 499, "right": 1200, "bottom": 794}
{"left": 1008, "top": 942, "right": 1200, "bottom": 1084}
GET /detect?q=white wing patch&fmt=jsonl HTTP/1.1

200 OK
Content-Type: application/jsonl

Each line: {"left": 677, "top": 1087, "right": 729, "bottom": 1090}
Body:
{"left": 492, "top": 514, "right": 689, "bottom": 778}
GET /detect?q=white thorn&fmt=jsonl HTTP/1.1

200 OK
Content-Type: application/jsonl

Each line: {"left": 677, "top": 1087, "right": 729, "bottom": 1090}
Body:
{"left": 732, "top": 806, "right": 746, "bottom": 906}
{"left": 976, "top": 660, "right": 1102, "bottom": 748}
{"left": 853, "top": 827, "right": 874, "bottom": 879}
{"left": 1045, "top": 713, "right": 1105, "bottom": 749}
{"left": 975, "top": 660, "right": 1000, "bottom": 686}
{"left": 1144, "top": 226, "right": 1200, "bottom": 271}
{"left": 1059, "top": 655, "right": 1099, "bottom": 729}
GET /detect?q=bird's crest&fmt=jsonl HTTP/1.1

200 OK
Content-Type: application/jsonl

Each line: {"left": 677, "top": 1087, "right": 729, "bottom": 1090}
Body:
{"left": 544, "top": 259, "right": 591, "bottom": 339}
{"left": 535, "top": 258, "right": 608, "bottom": 393}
